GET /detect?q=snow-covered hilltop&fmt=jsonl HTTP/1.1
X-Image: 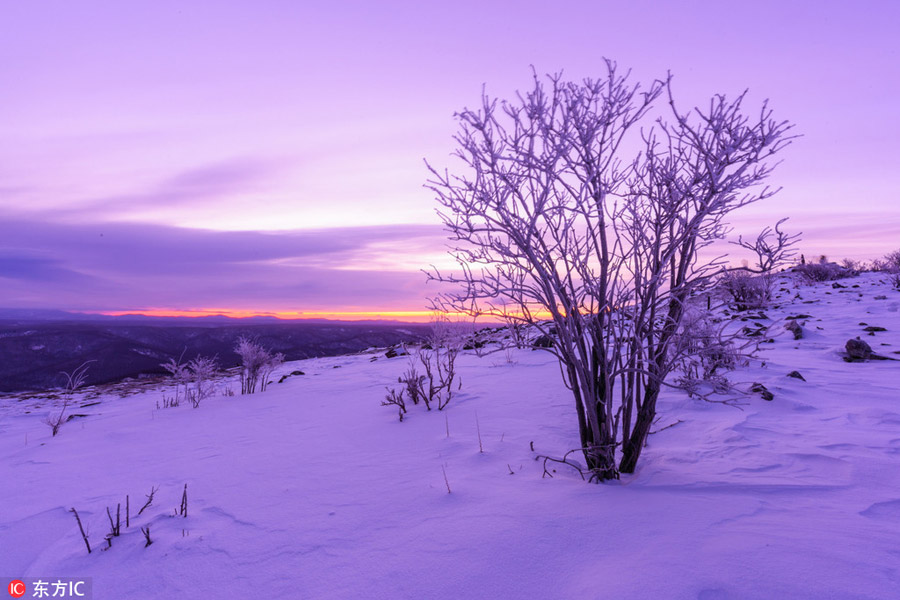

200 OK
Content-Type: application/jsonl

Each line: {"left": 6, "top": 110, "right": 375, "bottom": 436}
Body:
{"left": 1, "top": 272, "right": 898, "bottom": 599}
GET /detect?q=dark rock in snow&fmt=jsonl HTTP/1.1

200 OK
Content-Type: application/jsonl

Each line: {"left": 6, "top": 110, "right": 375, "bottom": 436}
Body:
{"left": 742, "top": 324, "right": 767, "bottom": 337}
{"left": 277, "top": 370, "right": 305, "bottom": 383}
{"left": 845, "top": 338, "right": 874, "bottom": 361}
{"left": 532, "top": 335, "right": 554, "bottom": 349}
{"left": 751, "top": 382, "right": 774, "bottom": 401}
{"left": 787, "top": 371, "right": 806, "bottom": 381}
{"left": 785, "top": 320, "right": 803, "bottom": 340}
{"left": 385, "top": 347, "right": 408, "bottom": 359}
{"left": 863, "top": 326, "right": 887, "bottom": 332}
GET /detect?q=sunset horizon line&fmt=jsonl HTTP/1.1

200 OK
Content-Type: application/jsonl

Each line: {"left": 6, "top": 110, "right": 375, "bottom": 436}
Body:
{"left": 94, "top": 307, "right": 440, "bottom": 323}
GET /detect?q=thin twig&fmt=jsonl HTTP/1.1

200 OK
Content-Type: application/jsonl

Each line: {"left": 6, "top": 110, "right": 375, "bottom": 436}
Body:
{"left": 141, "top": 525, "right": 152, "bottom": 547}
{"left": 138, "top": 486, "right": 158, "bottom": 516}
{"left": 650, "top": 419, "right": 685, "bottom": 435}
{"left": 475, "top": 411, "right": 483, "bottom": 453}
{"left": 535, "top": 449, "right": 587, "bottom": 481}
{"left": 70, "top": 508, "right": 91, "bottom": 554}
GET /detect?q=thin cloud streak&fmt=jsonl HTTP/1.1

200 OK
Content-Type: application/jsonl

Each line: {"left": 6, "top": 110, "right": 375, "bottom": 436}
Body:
{"left": 0, "top": 218, "right": 447, "bottom": 315}
{"left": 58, "top": 157, "right": 288, "bottom": 220}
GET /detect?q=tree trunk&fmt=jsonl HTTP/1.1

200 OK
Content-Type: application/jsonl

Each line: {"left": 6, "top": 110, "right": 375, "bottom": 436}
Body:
{"left": 585, "top": 445, "right": 619, "bottom": 481}
{"left": 583, "top": 383, "right": 619, "bottom": 481}
{"left": 619, "top": 384, "right": 659, "bottom": 473}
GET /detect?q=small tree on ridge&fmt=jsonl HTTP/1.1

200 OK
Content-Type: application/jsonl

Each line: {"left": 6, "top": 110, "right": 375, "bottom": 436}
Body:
{"left": 426, "top": 62, "right": 795, "bottom": 480}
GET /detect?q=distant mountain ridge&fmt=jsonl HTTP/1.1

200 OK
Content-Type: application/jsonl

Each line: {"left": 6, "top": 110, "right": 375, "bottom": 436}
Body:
{"left": 0, "top": 307, "right": 418, "bottom": 326}
{"left": 0, "top": 319, "right": 431, "bottom": 392}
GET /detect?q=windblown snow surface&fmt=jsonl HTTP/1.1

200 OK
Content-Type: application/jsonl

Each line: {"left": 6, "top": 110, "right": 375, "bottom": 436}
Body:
{"left": 1, "top": 273, "right": 898, "bottom": 599}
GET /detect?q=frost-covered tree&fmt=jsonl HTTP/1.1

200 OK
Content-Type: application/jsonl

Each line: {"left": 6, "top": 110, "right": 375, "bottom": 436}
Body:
{"left": 426, "top": 62, "right": 794, "bottom": 480}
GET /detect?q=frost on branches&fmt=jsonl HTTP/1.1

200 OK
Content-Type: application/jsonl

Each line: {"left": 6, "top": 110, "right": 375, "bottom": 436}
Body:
{"left": 426, "top": 61, "right": 795, "bottom": 481}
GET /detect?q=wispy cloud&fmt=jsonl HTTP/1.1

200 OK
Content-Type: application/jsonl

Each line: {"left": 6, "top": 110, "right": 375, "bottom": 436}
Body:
{"left": 70, "top": 157, "right": 287, "bottom": 219}
{"left": 0, "top": 218, "right": 446, "bottom": 314}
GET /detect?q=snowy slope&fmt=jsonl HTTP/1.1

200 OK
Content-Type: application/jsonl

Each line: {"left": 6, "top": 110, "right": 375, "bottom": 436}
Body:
{"left": 1, "top": 273, "right": 898, "bottom": 599}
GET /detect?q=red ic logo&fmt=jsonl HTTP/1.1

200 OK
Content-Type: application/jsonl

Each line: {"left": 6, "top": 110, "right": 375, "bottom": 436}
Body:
{"left": 7, "top": 580, "right": 26, "bottom": 598}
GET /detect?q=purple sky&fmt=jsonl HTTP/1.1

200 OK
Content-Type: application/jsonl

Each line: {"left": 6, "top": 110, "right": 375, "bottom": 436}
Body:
{"left": 1, "top": 1, "right": 898, "bottom": 318}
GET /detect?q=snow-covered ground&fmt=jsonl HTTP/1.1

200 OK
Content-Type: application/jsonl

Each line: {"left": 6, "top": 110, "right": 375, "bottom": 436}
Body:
{"left": 1, "top": 273, "right": 898, "bottom": 599}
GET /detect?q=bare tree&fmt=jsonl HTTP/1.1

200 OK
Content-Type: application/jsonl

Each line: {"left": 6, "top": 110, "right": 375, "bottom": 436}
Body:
{"left": 426, "top": 62, "right": 794, "bottom": 480}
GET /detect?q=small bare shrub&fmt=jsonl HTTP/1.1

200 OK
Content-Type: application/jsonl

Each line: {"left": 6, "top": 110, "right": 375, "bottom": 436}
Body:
{"left": 399, "top": 365, "right": 426, "bottom": 406}
{"left": 157, "top": 395, "right": 179, "bottom": 409}
{"left": 45, "top": 362, "right": 91, "bottom": 436}
{"left": 718, "top": 271, "right": 771, "bottom": 311}
{"left": 795, "top": 262, "right": 847, "bottom": 282}
{"left": 235, "top": 337, "right": 284, "bottom": 394}
{"left": 161, "top": 354, "right": 218, "bottom": 408}
{"left": 416, "top": 319, "right": 462, "bottom": 411}
{"left": 889, "top": 271, "right": 900, "bottom": 291}
{"left": 160, "top": 354, "right": 190, "bottom": 406}
{"left": 841, "top": 258, "right": 862, "bottom": 275}
{"left": 186, "top": 356, "right": 218, "bottom": 408}
{"left": 384, "top": 320, "right": 463, "bottom": 418}
{"left": 671, "top": 309, "right": 744, "bottom": 398}
{"left": 868, "top": 258, "right": 888, "bottom": 272}
{"left": 884, "top": 249, "right": 900, "bottom": 270}
{"left": 502, "top": 311, "right": 528, "bottom": 350}
{"left": 381, "top": 387, "right": 407, "bottom": 421}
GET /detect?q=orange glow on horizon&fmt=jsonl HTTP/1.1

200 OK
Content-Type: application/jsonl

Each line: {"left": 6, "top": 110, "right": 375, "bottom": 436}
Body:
{"left": 93, "top": 307, "right": 445, "bottom": 323}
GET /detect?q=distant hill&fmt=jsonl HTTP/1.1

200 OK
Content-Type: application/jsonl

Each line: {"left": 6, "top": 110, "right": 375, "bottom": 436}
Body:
{"left": 0, "top": 319, "right": 431, "bottom": 392}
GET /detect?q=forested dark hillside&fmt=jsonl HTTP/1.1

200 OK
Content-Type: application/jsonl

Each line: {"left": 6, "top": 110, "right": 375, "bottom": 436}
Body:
{"left": 0, "top": 319, "right": 429, "bottom": 392}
